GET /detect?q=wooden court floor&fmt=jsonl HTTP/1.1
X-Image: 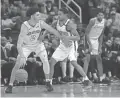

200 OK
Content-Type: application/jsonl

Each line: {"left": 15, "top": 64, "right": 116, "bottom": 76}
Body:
{"left": 1, "top": 81, "right": 120, "bottom": 97}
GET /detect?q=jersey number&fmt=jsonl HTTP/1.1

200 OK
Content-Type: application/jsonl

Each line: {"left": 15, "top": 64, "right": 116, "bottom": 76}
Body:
{"left": 30, "top": 35, "right": 36, "bottom": 41}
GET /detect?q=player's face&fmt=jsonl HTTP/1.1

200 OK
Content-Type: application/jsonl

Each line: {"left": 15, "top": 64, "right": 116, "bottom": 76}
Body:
{"left": 1, "top": 37, "right": 8, "bottom": 46}
{"left": 58, "top": 11, "right": 66, "bottom": 20}
{"left": 33, "top": 12, "right": 41, "bottom": 21}
{"left": 97, "top": 13, "right": 104, "bottom": 21}
{"left": 106, "top": 40, "right": 112, "bottom": 46}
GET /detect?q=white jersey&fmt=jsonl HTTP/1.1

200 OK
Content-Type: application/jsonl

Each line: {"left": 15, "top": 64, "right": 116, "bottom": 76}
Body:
{"left": 89, "top": 18, "right": 105, "bottom": 55}
{"left": 89, "top": 18, "right": 105, "bottom": 39}
{"left": 56, "top": 19, "right": 74, "bottom": 47}
{"left": 22, "top": 20, "right": 43, "bottom": 48}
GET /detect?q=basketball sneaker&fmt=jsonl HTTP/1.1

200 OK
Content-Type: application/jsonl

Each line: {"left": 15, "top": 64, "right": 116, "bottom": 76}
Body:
{"left": 102, "top": 77, "right": 111, "bottom": 85}
{"left": 45, "top": 81, "right": 53, "bottom": 92}
{"left": 61, "top": 76, "right": 69, "bottom": 82}
{"left": 83, "top": 80, "right": 93, "bottom": 87}
{"left": 5, "top": 85, "right": 13, "bottom": 93}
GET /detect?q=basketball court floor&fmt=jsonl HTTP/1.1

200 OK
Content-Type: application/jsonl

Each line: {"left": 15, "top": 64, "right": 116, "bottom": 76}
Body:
{"left": 1, "top": 81, "right": 120, "bottom": 97}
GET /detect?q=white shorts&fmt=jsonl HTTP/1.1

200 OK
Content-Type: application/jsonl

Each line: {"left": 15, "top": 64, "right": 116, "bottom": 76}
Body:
{"left": 68, "top": 41, "right": 78, "bottom": 61}
{"left": 52, "top": 42, "right": 78, "bottom": 62}
{"left": 18, "top": 42, "right": 48, "bottom": 61}
{"left": 90, "top": 39, "right": 99, "bottom": 55}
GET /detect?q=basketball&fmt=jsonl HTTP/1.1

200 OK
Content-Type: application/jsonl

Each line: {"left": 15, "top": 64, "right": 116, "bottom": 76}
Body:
{"left": 15, "top": 69, "right": 28, "bottom": 82}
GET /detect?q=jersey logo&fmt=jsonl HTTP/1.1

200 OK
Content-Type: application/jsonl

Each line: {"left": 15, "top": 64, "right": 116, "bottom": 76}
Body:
{"left": 27, "top": 30, "right": 41, "bottom": 36}
{"left": 30, "top": 35, "right": 36, "bottom": 41}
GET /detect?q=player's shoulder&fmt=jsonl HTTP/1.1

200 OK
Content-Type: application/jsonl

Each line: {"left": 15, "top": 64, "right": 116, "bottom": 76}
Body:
{"left": 21, "top": 21, "right": 28, "bottom": 29}
{"left": 67, "top": 19, "right": 76, "bottom": 27}
{"left": 88, "top": 17, "right": 96, "bottom": 25}
{"left": 90, "top": 17, "right": 96, "bottom": 23}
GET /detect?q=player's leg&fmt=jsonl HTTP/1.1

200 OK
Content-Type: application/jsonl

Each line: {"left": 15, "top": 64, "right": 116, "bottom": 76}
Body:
{"left": 68, "top": 62, "right": 74, "bottom": 82}
{"left": 37, "top": 50, "right": 50, "bottom": 82}
{"left": 49, "top": 47, "right": 69, "bottom": 87}
{"left": 69, "top": 46, "right": 92, "bottom": 86}
{"left": 83, "top": 54, "right": 90, "bottom": 74}
{"left": 96, "top": 55, "right": 110, "bottom": 84}
{"left": 35, "top": 43, "right": 53, "bottom": 91}
{"left": 5, "top": 47, "right": 31, "bottom": 93}
{"left": 60, "top": 60, "right": 67, "bottom": 78}
{"left": 60, "top": 59, "right": 69, "bottom": 82}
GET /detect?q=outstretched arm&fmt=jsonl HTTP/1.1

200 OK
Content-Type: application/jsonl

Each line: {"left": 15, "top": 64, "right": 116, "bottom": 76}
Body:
{"left": 40, "top": 21, "right": 61, "bottom": 39}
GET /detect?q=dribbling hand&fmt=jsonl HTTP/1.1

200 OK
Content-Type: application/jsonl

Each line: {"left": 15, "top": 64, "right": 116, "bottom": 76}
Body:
{"left": 20, "top": 57, "right": 26, "bottom": 68}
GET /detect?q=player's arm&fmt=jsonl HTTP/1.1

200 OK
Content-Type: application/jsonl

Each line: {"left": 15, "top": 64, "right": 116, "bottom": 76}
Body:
{"left": 40, "top": 21, "right": 61, "bottom": 39}
{"left": 85, "top": 19, "right": 95, "bottom": 47}
{"left": 98, "top": 30, "right": 104, "bottom": 50}
{"left": 66, "top": 21, "right": 80, "bottom": 41}
{"left": 51, "top": 20, "right": 57, "bottom": 29}
{"left": 17, "top": 23, "right": 27, "bottom": 57}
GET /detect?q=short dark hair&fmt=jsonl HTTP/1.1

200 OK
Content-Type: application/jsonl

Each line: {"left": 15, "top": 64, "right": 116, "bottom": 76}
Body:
{"left": 59, "top": 7, "right": 68, "bottom": 14}
{"left": 26, "top": 7, "right": 40, "bottom": 17}
{"left": 97, "top": 9, "right": 104, "bottom": 15}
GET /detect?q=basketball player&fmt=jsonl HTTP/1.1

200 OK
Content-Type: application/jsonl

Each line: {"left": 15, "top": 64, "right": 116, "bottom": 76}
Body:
{"left": 49, "top": 8, "right": 92, "bottom": 91}
{"left": 85, "top": 11, "right": 110, "bottom": 83}
{"left": 5, "top": 7, "right": 62, "bottom": 93}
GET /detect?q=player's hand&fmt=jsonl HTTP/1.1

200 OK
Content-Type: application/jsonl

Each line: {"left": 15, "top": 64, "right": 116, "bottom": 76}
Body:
{"left": 98, "top": 48, "right": 102, "bottom": 54}
{"left": 38, "top": 34, "right": 44, "bottom": 42}
{"left": 20, "top": 57, "right": 26, "bottom": 68}
{"left": 88, "top": 45, "right": 92, "bottom": 53}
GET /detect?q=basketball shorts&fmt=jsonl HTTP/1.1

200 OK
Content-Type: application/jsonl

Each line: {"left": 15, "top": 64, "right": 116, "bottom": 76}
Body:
{"left": 18, "top": 42, "right": 48, "bottom": 61}
{"left": 68, "top": 42, "right": 78, "bottom": 61}
{"left": 90, "top": 38, "right": 99, "bottom": 55}
{"left": 52, "top": 42, "right": 78, "bottom": 62}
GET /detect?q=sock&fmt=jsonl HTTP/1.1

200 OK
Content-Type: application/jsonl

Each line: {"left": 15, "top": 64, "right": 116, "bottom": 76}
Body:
{"left": 100, "top": 76, "right": 104, "bottom": 81}
{"left": 93, "top": 73, "right": 98, "bottom": 79}
{"left": 46, "top": 79, "right": 50, "bottom": 82}
{"left": 49, "top": 79, "right": 52, "bottom": 85}
{"left": 84, "top": 76, "right": 89, "bottom": 80}
{"left": 9, "top": 83, "right": 13, "bottom": 86}
{"left": 108, "top": 72, "right": 112, "bottom": 78}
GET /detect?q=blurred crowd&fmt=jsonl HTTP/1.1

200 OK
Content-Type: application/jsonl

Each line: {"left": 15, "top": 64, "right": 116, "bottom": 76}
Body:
{"left": 1, "top": 0, "right": 120, "bottom": 86}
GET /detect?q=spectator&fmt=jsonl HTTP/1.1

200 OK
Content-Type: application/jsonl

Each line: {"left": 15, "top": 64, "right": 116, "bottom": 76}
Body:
{"left": 104, "top": 7, "right": 111, "bottom": 19}
{"left": 45, "top": 1, "right": 53, "bottom": 14}
{"left": 107, "top": 6, "right": 120, "bottom": 33}
{"left": 25, "top": 52, "right": 41, "bottom": 85}
{"left": 38, "top": 3, "right": 47, "bottom": 14}
{"left": 1, "top": 13, "right": 16, "bottom": 42}
{"left": 1, "top": 36, "right": 18, "bottom": 85}
{"left": 102, "top": 38, "right": 114, "bottom": 80}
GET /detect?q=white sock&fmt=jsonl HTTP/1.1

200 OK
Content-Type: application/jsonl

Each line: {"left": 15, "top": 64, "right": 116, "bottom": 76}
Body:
{"left": 93, "top": 73, "right": 98, "bottom": 79}
{"left": 46, "top": 79, "right": 50, "bottom": 82}
{"left": 100, "top": 76, "right": 104, "bottom": 81}
{"left": 84, "top": 76, "right": 89, "bottom": 80}
{"left": 9, "top": 83, "right": 13, "bottom": 86}
{"left": 50, "top": 79, "right": 52, "bottom": 85}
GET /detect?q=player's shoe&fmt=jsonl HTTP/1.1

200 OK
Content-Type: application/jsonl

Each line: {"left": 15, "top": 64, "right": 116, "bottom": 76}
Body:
{"left": 5, "top": 85, "right": 13, "bottom": 93}
{"left": 61, "top": 76, "right": 69, "bottom": 82}
{"left": 102, "top": 78, "right": 111, "bottom": 85}
{"left": 83, "top": 80, "right": 93, "bottom": 87}
{"left": 45, "top": 81, "right": 53, "bottom": 92}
